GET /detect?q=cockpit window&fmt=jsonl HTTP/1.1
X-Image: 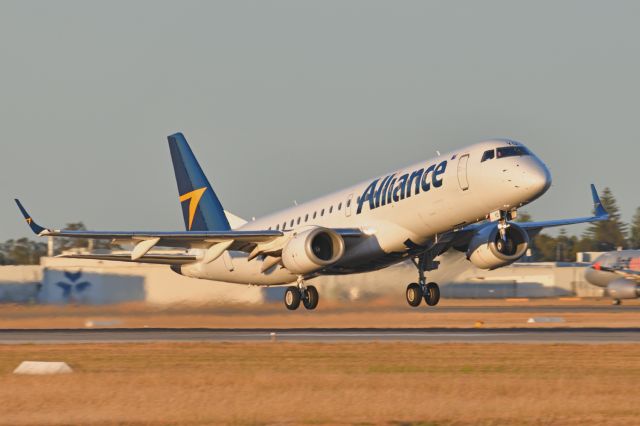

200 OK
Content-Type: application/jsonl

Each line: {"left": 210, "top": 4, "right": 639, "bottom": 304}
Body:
{"left": 496, "top": 146, "right": 530, "bottom": 158}
{"left": 481, "top": 149, "right": 495, "bottom": 162}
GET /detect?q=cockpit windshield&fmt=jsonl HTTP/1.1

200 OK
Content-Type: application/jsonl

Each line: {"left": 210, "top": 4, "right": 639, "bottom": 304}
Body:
{"left": 481, "top": 150, "right": 495, "bottom": 162}
{"left": 496, "top": 146, "right": 530, "bottom": 159}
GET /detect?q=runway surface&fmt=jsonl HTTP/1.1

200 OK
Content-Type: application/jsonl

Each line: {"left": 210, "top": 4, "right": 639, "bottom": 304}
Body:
{"left": 1, "top": 327, "right": 639, "bottom": 344}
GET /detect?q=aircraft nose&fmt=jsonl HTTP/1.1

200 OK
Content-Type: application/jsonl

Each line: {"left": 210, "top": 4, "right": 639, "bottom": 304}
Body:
{"left": 525, "top": 160, "right": 552, "bottom": 195}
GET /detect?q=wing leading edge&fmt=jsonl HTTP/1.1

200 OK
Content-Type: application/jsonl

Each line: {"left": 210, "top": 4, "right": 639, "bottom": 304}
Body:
{"left": 14, "top": 199, "right": 365, "bottom": 265}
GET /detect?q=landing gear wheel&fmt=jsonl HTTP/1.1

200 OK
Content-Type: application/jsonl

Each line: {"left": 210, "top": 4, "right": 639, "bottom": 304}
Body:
{"left": 284, "top": 286, "right": 301, "bottom": 310}
{"left": 424, "top": 282, "right": 440, "bottom": 306}
{"left": 406, "top": 283, "right": 423, "bottom": 307}
{"left": 303, "top": 285, "right": 319, "bottom": 310}
{"left": 612, "top": 299, "right": 621, "bottom": 306}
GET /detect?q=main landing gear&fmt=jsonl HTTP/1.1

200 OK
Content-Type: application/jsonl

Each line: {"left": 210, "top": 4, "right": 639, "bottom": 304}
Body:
{"left": 284, "top": 277, "right": 319, "bottom": 310}
{"left": 406, "top": 251, "right": 441, "bottom": 308}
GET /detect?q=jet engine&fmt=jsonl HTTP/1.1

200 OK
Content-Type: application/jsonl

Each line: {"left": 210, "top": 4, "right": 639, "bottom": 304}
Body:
{"left": 607, "top": 278, "right": 640, "bottom": 299}
{"left": 281, "top": 227, "right": 345, "bottom": 275}
{"left": 466, "top": 223, "right": 530, "bottom": 270}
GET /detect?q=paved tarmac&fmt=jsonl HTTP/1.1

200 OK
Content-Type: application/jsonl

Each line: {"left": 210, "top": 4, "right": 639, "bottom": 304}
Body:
{"left": 427, "top": 305, "right": 640, "bottom": 313}
{"left": 1, "top": 328, "right": 639, "bottom": 344}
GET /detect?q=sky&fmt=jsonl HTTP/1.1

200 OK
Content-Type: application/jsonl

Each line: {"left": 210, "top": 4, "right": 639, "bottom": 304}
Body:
{"left": 1, "top": 1, "right": 639, "bottom": 242}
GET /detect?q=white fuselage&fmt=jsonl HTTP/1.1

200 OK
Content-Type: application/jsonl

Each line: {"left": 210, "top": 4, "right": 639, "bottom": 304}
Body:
{"left": 179, "top": 139, "right": 551, "bottom": 285}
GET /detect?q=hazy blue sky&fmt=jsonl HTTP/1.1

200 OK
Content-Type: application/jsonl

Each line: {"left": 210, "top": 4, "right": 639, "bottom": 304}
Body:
{"left": 1, "top": 1, "right": 639, "bottom": 241}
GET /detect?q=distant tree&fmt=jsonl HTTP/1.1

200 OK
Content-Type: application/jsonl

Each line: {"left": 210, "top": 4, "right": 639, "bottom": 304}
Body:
{"left": 573, "top": 236, "right": 598, "bottom": 256}
{"left": 53, "top": 222, "right": 112, "bottom": 254}
{"left": 532, "top": 234, "right": 557, "bottom": 261}
{"left": 556, "top": 229, "right": 580, "bottom": 262}
{"left": 0, "top": 238, "right": 47, "bottom": 265}
{"left": 53, "top": 222, "right": 88, "bottom": 253}
{"left": 515, "top": 211, "right": 532, "bottom": 223}
{"left": 629, "top": 207, "right": 640, "bottom": 249}
{"left": 583, "top": 187, "right": 627, "bottom": 251}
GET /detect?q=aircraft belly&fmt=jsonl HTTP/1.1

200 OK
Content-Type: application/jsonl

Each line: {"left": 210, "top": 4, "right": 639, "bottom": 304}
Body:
{"left": 179, "top": 252, "right": 297, "bottom": 286}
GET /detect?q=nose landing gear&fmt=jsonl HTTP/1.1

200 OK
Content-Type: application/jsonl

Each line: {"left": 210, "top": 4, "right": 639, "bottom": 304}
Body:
{"left": 284, "top": 277, "right": 319, "bottom": 311}
{"left": 406, "top": 251, "right": 441, "bottom": 308}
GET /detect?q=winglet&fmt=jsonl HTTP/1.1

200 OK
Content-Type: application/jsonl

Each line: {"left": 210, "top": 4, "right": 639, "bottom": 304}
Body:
{"left": 14, "top": 199, "right": 47, "bottom": 235}
{"left": 590, "top": 184, "right": 609, "bottom": 219}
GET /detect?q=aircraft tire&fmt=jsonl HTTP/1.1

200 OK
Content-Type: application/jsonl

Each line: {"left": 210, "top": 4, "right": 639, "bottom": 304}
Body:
{"left": 612, "top": 299, "right": 621, "bottom": 306}
{"left": 425, "top": 282, "right": 440, "bottom": 306}
{"left": 303, "top": 285, "right": 319, "bottom": 310}
{"left": 284, "top": 286, "right": 301, "bottom": 310}
{"left": 406, "top": 283, "right": 423, "bottom": 307}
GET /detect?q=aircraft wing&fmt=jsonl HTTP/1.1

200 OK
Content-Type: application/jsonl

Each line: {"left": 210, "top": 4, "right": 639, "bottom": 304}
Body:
{"left": 15, "top": 199, "right": 365, "bottom": 264}
{"left": 515, "top": 184, "right": 609, "bottom": 237}
{"left": 442, "top": 184, "right": 609, "bottom": 251}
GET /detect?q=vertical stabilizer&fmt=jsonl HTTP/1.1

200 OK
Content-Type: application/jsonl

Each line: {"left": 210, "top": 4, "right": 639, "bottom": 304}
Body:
{"left": 168, "top": 133, "right": 231, "bottom": 231}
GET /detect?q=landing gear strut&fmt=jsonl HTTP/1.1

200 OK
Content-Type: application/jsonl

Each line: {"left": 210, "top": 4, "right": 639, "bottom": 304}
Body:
{"left": 495, "top": 210, "right": 516, "bottom": 254}
{"left": 284, "top": 277, "right": 319, "bottom": 311}
{"left": 406, "top": 251, "right": 441, "bottom": 308}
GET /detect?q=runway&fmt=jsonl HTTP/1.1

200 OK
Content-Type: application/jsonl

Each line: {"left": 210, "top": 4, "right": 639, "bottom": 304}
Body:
{"left": 1, "top": 327, "right": 639, "bottom": 344}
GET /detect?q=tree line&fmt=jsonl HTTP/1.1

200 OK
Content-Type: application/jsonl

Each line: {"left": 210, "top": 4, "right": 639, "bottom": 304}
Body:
{"left": 1, "top": 187, "right": 638, "bottom": 265}
{"left": 0, "top": 222, "right": 110, "bottom": 265}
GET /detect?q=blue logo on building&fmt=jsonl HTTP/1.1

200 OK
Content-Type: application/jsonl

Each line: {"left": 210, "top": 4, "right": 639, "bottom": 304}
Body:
{"left": 56, "top": 271, "right": 91, "bottom": 302}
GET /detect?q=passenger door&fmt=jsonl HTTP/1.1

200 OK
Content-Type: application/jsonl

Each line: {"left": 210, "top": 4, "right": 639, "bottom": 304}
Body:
{"left": 457, "top": 154, "right": 470, "bottom": 191}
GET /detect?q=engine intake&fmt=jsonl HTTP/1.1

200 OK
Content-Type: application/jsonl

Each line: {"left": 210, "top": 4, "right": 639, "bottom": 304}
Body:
{"left": 466, "top": 222, "right": 530, "bottom": 270}
{"left": 607, "top": 278, "right": 640, "bottom": 300}
{"left": 281, "top": 227, "right": 345, "bottom": 274}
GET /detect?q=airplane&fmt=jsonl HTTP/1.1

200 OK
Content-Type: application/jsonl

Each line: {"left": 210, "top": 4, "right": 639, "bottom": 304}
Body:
{"left": 16, "top": 133, "right": 609, "bottom": 310}
{"left": 585, "top": 250, "right": 640, "bottom": 305}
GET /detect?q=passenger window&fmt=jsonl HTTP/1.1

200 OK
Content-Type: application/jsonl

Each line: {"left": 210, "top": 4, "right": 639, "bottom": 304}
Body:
{"left": 275, "top": 224, "right": 279, "bottom": 231}
{"left": 481, "top": 149, "right": 495, "bottom": 162}
{"left": 290, "top": 219, "right": 294, "bottom": 227}
{"left": 297, "top": 217, "right": 301, "bottom": 225}
{"left": 329, "top": 206, "right": 333, "bottom": 214}
{"left": 346, "top": 199, "right": 351, "bottom": 208}
{"left": 313, "top": 212, "right": 317, "bottom": 219}
{"left": 338, "top": 202, "right": 342, "bottom": 211}
{"left": 321, "top": 209, "right": 325, "bottom": 216}
{"left": 282, "top": 222, "right": 286, "bottom": 230}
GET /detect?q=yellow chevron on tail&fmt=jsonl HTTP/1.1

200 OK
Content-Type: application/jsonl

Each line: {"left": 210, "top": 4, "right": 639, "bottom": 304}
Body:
{"left": 179, "top": 187, "right": 207, "bottom": 231}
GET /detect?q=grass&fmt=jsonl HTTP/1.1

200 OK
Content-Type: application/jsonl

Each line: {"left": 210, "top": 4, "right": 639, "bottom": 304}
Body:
{"left": 1, "top": 342, "right": 639, "bottom": 425}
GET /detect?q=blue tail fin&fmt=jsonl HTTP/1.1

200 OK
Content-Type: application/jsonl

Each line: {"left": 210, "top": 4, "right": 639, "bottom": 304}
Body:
{"left": 168, "top": 133, "right": 231, "bottom": 232}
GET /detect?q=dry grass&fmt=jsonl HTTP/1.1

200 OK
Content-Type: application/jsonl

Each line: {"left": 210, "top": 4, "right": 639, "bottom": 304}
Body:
{"left": 1, "top": 342, "right": 639, "bottom": 425}
{"left": 1, "top": 298, "right": 640, "bottom": 329}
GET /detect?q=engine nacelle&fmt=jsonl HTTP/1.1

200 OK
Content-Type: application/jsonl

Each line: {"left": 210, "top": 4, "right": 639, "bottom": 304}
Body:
{"left": 281, "top": 227, "right": 345, "bottom": 275}
{"left": 466, "top": 223, "right": 530, "bottom": 270}
{"left": 607, "top": 278, "right": 640, "bottom": 299}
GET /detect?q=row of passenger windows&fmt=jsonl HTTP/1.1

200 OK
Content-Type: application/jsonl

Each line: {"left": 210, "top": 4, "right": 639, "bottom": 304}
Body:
{"left": 268, "top": 198, "right": 352, "bottom": 231}
{"left": 481, "top": 146, "right": 531, "bottom": 163}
